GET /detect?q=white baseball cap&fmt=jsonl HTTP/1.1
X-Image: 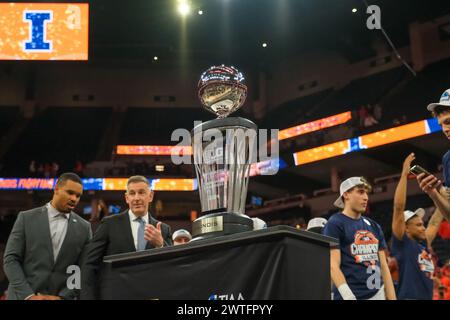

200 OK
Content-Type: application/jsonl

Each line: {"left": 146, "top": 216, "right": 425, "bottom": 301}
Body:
{"left": 306, "top": 217, "right": 327, "bottom": 233}
{"left": 427, "top": 89, "right": 450, "bottom": 113}
{"left": 172, "top": 229, "right": 192, "bottom": 241}
{"left": 404, "top": 208, "right": 425, "bottom": 222}
{"left": 334, "top": 177, "right": 371, "bottom": 209}
{"left": 252, "top": 217, "right": 267, "bottom": 230}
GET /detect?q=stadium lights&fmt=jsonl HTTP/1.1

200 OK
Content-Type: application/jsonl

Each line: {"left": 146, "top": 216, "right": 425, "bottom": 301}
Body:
{"left": 177, "top": 1, "right": 191, "bottom": 16}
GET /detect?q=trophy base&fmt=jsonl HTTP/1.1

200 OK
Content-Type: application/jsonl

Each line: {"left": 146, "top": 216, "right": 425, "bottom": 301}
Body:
{"left": 191, "top": 212, "right": 254, "bottom": 240}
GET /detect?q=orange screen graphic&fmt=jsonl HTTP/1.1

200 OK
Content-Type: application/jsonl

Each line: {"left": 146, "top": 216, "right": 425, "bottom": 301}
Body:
{"left": 0, "top": 3, "right": 89, "bottom": 60}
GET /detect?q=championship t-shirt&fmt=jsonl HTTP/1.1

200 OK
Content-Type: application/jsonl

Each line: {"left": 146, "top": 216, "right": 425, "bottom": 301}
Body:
{"left": 391, "top": 234, "right": 434, "bottom": 300}
{"left": 323, "top": 212, "right": 387, "bottom": 300}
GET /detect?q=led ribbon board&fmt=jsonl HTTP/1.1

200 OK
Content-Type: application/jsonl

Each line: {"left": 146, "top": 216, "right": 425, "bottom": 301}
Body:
{"left": 103, "top": 178, "right": 197, "bottom": 191}
{"left": 279, "top": 111, "right": 352, "bottom": 141}
{"left": 116, "top": 145, "right": 193, "bottom": 156}
{"left": 249, "top": 158, "right": 287, "bottom": 177}
{"left": 116, "top": 112, "right": 353, "bottom": 156}
{"left": 0, "top": 178, "right": 197, "bottom": 191}
{"left": 293, "top": 118, "right": 441, "bottom": 166}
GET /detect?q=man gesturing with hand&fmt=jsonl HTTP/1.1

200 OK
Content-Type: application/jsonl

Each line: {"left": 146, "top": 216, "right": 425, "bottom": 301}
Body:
{"left": 81, "top": 175, "right": 172, "bottom": 300}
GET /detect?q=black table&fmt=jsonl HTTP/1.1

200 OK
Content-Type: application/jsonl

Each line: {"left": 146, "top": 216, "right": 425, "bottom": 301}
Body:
{"left": 100, "top": 225, "right": 338, "bottom": 300}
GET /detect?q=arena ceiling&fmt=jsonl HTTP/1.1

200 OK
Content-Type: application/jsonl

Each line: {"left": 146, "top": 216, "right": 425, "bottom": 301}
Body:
{"left": 16, "top": 0, "right": 444, "bottom": 66}
{"left": 91, "top": 0, "right": 450, "bottom": 66}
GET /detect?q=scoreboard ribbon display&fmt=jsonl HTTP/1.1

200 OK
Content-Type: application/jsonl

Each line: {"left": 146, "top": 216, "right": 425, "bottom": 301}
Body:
{"left": 0, "top": 2, "right": 89, "bottom": 60}
{"left": 0, "top": 178, "right": 198, "bottom": 191}
{"left": 293, "top": 118, "right": 442, "bottom": 166}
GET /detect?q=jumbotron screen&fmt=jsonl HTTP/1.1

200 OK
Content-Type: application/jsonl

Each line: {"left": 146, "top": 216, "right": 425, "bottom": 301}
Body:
{"left": 0, "top": 2, "right": 89, "bottom": 60}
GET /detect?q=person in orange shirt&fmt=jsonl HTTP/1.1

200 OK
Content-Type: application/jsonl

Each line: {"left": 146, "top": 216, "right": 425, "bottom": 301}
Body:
{"left": 441, "top": 260, "right": 450, "bottom": 300}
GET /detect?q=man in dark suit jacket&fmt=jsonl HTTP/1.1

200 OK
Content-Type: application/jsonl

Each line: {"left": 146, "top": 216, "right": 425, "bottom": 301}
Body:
{"left": 3, "top": 173, "right": 91, "bottom": 300}
{"left": 81, "top": 175, "right": 172, "bottom": 300}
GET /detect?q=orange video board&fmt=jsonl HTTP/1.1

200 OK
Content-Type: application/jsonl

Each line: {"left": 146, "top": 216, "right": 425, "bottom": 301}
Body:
{"left": 278, "top": 111, "right": 352, "bottom": 141}
{"left": 0, "top": 3, "right": 89, "bottom": 60}
{"left": 151, "top": 179, "right": 197, "bottom": 191}
{"left": 293, "top": 118, "right": 441, "bottom": 166}
{"left": 359, "top": 121, "right": 429, "bottom": 149}
{"left": 294, "top": 140, "right": 352, "bottom": 166}
{"left": 103, "top": 178, "right": 197, "bottom": 191}
{"left": 116, "top": 145, "right": 193, "bottom": 156}
{"left": 104, "top": 178, "right": 128, "bottom": 191}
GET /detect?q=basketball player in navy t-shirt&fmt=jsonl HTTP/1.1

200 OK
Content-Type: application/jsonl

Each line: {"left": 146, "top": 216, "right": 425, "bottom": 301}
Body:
{"left": 323, "top": 177, "right": 396, "bottom": 300}
{"left": 417, "top": 89, "right": 450, "bottom": 219}
{"left": 392, "top": 153, "right": 443, "bottom": 299}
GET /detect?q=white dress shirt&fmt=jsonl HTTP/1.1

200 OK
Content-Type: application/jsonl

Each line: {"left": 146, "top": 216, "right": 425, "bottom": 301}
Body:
{"left": 128, "top": 210, "right": 148, "bottom": 250}
{"left": 46, "top": 203, "right": 69, "bottom": 261}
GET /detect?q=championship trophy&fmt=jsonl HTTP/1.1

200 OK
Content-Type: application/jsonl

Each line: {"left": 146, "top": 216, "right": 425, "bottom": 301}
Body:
{"left": 191, "top": 65, "right": 257, "bottom": 240}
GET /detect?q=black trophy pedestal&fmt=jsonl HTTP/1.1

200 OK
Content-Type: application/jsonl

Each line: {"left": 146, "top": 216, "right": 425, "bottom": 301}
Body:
{"left": 100, "top": 226, "right": 338, "bottom": 299}
{"left": 191, "top": 212, "right": 254, "bottom": 240}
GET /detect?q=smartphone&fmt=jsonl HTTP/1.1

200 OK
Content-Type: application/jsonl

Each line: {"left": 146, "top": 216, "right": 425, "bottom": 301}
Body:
{"left": 409, "top": 165, "right": 431, "bottom": 176}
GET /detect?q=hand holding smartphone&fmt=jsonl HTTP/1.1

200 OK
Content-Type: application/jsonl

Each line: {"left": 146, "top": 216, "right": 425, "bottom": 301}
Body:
{"left": 409, "top": 165, "right": 431, "bottom": 176}
{"left": 411, "top": 165, "right": 442, "bottom": 191}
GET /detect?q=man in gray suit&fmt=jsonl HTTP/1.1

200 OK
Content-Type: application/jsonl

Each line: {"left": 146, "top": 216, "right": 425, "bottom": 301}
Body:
{"left": 3, "top": 173, "right": 92, "bottom": 300}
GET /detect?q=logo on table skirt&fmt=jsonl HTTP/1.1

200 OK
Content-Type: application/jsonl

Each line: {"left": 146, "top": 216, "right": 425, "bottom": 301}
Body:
{"left": 208, "top": 292, "right": 244, "bottom": 300}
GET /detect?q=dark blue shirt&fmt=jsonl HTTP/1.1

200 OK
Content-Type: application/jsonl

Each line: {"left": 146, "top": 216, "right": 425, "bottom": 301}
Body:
{"left": 323, "top": 212, "right": 387, "bottom": 300}
{"left": 391, "top": 234, "right": 434, "bottom": 300}
{"left": 443, "top": 150, "right": 450, "bottom": 187}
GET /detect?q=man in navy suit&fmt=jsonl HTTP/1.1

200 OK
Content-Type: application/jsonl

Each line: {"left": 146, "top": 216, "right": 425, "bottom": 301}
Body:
{"left": 81, "top": 175, "right": 172, "bottom": 300}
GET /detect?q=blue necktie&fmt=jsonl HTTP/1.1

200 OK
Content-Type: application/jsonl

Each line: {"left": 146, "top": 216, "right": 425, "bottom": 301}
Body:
{"left": 136, "top": 217, "right": 147, "bottom": 251}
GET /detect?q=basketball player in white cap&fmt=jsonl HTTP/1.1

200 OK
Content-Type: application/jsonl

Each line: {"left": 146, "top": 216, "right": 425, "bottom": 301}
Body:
{"left": 306, "top": 217, "right": 327, "bottom": 234}
{"left": 172, "top": 229, "right": 192, "bottom": 246}
{"left": 391, "top": 153, "right": 443, "bottom": 299}
{"left": 322, "top": 177, "right": 396, "bottom": 300}
{"left": 416, "top": 89, "right": 450, "bottom": 218}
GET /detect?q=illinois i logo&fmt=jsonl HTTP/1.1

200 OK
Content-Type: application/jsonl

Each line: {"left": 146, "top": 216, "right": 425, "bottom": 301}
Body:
{"left": 351, "top": 230, "right": 379, "bottom": 266}
{"left": 23, "top": 10, "right": 53, "bottom": 52}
